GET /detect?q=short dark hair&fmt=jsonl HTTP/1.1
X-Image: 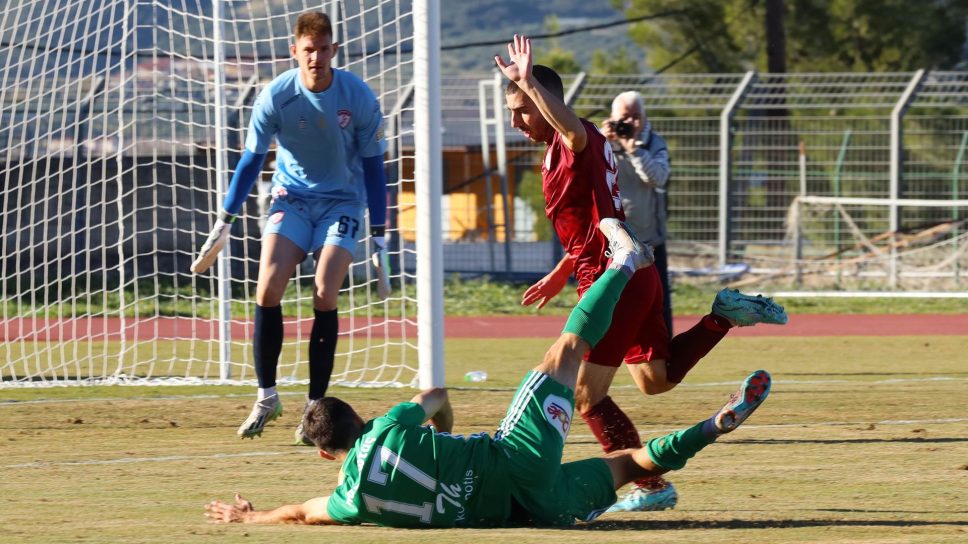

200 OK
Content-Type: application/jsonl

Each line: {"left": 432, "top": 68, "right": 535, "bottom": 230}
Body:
{"left": 294, "top": 11, "right": 334, "bottom": 41}
{"left": 301, "top": 397, "right": 362, "bottom": 452}
{"left": 504, "top": 64, "right": 565, "bottom": 101}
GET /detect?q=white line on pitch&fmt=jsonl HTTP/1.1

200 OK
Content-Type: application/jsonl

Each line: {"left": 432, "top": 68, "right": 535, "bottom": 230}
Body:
{"left": 5, "top": 450, "right": 308, "bottom": 469}
{"left": 2, "top": 376, "right": 967, "bottom": 407}
{"left": 6, "top": 417, "right": 966, "bottom": 470}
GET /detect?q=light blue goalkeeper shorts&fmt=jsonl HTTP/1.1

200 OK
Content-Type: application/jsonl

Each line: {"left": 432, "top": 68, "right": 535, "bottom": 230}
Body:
{"left": 263, "top": 189, "right": 364, "bottom": 255}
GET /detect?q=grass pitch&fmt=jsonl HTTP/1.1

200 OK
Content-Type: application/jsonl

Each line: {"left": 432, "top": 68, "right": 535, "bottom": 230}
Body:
{"left": 2, "top": 336, "right": 967, "bottom": 543}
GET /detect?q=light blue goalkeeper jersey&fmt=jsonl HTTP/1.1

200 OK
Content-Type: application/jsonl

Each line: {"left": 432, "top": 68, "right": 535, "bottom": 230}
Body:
{"left": 244, "top": 67, "right": 387, "bottom": 202}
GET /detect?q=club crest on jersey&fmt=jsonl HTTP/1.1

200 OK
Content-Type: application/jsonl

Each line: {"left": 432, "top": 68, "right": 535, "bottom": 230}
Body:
{"left": 270, "top": 185, "right": 288, "bottom": 199}
{"left": 542, "top": 394, "right": 573, "bottom": 440}
{"left": 338, "top": 109, "right": 352, "bottom": 128}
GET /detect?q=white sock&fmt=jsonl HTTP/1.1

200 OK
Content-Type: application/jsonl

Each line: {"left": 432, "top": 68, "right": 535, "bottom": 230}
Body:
{"left": 257, "top": 386, "right": 277, "bottom": 401}
{"left": 607, "top": 259, "right": 635, "bottom": 279}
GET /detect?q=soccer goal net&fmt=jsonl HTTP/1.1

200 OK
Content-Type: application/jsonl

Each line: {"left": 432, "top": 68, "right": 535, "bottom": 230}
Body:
{"left": 767, "top": 195, "right": 968, "bottom": 295}
{"left": 1, "top": 0, "right": 434, "bottom": 387}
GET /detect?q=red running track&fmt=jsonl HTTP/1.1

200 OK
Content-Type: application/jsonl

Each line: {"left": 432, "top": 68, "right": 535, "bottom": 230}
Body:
{"left": 446, "top": 314, "right": 967, "bottom": 338}
{"left": 1, "top": 314, "right": 965, "bottom": 341}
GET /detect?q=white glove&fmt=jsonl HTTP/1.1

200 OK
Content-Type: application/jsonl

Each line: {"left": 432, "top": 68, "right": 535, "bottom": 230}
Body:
{"left": 190, "top": 210, "right": 235, "bottom": 273}
{"left": 370, "top": 227, "right": 391, "bottom": 299}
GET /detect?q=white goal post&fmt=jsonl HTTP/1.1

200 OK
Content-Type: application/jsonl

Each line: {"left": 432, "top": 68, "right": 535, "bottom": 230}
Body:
{"left": 0, "top": 0, "right": 443, "bottom": 388}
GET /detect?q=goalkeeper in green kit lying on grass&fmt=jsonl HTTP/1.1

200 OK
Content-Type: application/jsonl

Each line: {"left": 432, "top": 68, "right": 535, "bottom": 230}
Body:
{"left": 204, "top": 219, "right": 774, "bottom": 528}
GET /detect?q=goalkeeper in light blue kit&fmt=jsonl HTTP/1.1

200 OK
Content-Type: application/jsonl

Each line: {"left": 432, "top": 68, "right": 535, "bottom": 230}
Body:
{"left": 191, "top": 11, "right": 390, "bottom": 443}
{"left": 204, "top": 219, "right": 775, "bottom": 527}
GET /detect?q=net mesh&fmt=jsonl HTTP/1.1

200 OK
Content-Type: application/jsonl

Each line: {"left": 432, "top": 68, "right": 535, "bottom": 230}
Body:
{"left": 0, "top": 0, "right": 419, "bottom": 387}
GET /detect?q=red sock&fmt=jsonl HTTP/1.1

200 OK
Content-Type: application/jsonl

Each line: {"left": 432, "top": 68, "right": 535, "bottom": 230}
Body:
{"left": 581, "top": 395, "right": 641, "bottom": 453}
{"left": 665, "top": 314, "right": 731, "bottom": 384}
{"left": 581, "top": 396, "right": 667, "bottom": 490}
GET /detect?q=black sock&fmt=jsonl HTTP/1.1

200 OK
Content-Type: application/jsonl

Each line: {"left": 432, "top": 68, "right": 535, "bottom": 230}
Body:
{"left": 253, "top": 304, "right": 283, "bottom": 389}
{"left": 308, "top": 309, "right": 338, "bottom": 400}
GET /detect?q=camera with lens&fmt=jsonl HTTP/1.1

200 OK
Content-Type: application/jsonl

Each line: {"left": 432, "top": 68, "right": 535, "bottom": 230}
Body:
{"left": 606, "top": 118, "right": 636, "bottom": 139}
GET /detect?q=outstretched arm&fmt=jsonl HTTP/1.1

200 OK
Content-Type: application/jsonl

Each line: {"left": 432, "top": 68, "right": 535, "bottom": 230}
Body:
{"left": 205, "top": 493, "right": 340, "bottom": 525}
{"left": 494, "top": 35, "right": 587, "bottom": 153}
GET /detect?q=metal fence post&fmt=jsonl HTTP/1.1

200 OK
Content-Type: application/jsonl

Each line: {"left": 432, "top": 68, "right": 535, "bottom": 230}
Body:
{"left": 719, "top": 71, "right": 756, "bottom": 269}
{"left": 795, "top": 141, "right": 806, "bottom": 285}
{"left": 889, "top": 69, "right": 927, "bottom": 287}
{"left": 952, "top": 131, "right": 968, "bottom": 285}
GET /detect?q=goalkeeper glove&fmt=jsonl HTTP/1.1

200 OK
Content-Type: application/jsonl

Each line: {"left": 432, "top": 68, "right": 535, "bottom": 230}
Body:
{"left": 370, "top": 225, "right": 391, "bottom": 299}
{"left": 190, "top": 210, "right": 236, "bottom": 273}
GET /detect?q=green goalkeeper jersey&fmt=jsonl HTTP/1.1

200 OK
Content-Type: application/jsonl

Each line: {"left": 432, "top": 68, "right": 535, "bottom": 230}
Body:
{"left": 326, "top": 402, "right": 511, "bottom": 527}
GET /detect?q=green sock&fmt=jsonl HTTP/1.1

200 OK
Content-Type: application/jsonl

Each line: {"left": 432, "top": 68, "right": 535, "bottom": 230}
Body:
{"left": 646, "top": 422, "right": 714, "bottom": 471}
{"left": 562, "top": 269, "right": 629, "bottom": 348}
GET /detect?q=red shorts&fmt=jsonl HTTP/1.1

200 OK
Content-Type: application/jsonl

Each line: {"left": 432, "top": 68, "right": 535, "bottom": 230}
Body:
{"left": 583, "top": 265, "right": 670, "bottom": 367}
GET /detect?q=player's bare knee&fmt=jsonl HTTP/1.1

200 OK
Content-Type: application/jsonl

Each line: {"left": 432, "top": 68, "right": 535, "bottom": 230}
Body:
{"left": 574, "top": 382, "right": 608, "bottom": 414}
{"left": 540, "top": 346, "right": 558, "bottom": 367}
{"left": 533, "top": 340, "right": 583, "bottom": 390}
{"left": 637, "top": 378, "right": 675, "bottom": 396}
{"left": 541, "top": 335, "right": 582, "bottom": 366}
{"left": 313, "top": 289, "right": 338, "bottom": 310}
{"left": 628, "top": 360, "right": 674, "bottom": 396}
{"left": 256, "top": 286, "right": 285, "bottom": 307}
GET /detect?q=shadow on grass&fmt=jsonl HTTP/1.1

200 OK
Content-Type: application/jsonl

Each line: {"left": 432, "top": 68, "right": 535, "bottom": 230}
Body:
{"left": 781, "top": 371, "right": 968, "bottom": 377}
{"left": 568, "top": 436, "right": 968, "bottom": 446}
{"left": 571, "top": 518, "right": 968, "bottom": 531}
{"left": 730, "top": 437, "right": 968, "bottom": 445}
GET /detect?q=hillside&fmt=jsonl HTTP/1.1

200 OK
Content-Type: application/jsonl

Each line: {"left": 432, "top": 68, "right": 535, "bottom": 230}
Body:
{"left": 439, "top": 1, "right": 640, "bottom": 73}
{"left": 0, "top": 0, "right": 640, "bottom": 76}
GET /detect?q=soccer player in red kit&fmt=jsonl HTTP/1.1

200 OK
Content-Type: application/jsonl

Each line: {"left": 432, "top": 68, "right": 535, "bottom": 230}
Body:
{"left": 495, "top": 35, "right": 788, "bottom": 512}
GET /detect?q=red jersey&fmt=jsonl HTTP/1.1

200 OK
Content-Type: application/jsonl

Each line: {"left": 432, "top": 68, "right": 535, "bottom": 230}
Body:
{"left": 542, "top": 119, "right": 624, "bottom": 294}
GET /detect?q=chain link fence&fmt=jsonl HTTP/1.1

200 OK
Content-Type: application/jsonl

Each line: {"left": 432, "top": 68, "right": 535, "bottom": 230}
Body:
{"left": 447, "top": 70, "right": 968, "bottom": 293}
{"left": 4, "top": 66, "right": 966, "bottom": 292}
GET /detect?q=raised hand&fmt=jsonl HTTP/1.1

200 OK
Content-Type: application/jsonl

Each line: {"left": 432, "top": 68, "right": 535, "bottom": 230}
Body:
{"left": 494, "top": 34, "right": 533, "bottom": 84}
{"left": 521, "top": 266, "right": 569, "bottom": 309}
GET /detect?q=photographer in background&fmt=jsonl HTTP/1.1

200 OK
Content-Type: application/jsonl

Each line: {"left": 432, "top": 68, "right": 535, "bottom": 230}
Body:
{"left": 602, "top": 91, "right": 673, "bottom": 338}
